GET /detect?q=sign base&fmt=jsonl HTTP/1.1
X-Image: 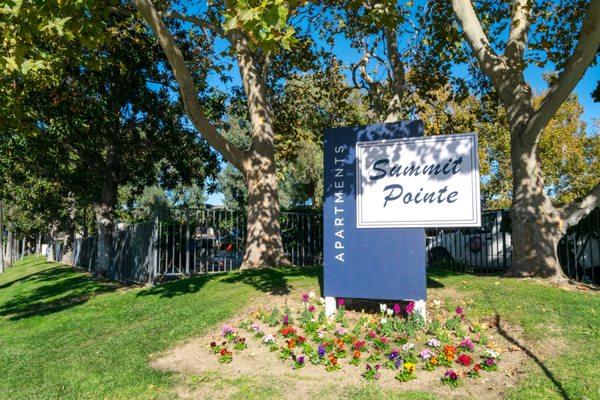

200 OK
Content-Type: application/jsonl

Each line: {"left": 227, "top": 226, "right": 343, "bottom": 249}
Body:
{"left": 324, "top": 296, "right": 427, "bottom": 321}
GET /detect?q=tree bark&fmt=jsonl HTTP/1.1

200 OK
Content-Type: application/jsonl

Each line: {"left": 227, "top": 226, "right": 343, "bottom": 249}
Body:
{"left": 62, "top": 194, "right": 77, "bottom": 264}
{"left": 233, "top": 35, "right": 289, "bottom": 269}
{"left": 506, "top": 131, "right": 566, "bottom": 280}
{"left": 6, "top": 229, "right": 13, "bottom": 267}
{"left": 93, "top": 177, "right": 117, "bottom": 275}
{"left": 0, "top": 201, "right": 4, "bottom": 272}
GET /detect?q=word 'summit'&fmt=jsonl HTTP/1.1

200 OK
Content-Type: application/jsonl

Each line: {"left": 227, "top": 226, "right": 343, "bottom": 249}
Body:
{"left": 368, "top": 158, "right": 464, "bottom": 207}
{"left": 368, "top": 157, "right": 464, "bottom": 180}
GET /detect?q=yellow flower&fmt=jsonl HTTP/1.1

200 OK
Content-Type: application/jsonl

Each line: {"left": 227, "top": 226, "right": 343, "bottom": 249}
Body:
{"left": 404, "top": 362, "right": 416, "bottom": 374}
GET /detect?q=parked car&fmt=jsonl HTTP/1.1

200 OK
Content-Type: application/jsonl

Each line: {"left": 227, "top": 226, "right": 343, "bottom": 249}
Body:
{"left": 427, "top": 209, "right": 600, "bottom": 283}
{"left": 426, "top": 210, "right": 511, "bottom": 271}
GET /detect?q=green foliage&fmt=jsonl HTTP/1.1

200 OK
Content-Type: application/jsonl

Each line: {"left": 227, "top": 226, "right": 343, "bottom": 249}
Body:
{"left": 223, "top": 0, "right": 299, "bottom": 51}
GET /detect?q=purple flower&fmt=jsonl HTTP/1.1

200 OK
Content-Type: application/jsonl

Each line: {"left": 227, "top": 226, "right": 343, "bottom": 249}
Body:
{"left": 297, "top": 356, "right": 305, "bottom": 365}
{"left": 282, "top": 315, "right": 289, "bottom": 325}
{"left": 318, "top": 344, "right": 326, "bottom": 357}
{"left": 388, "top": 350, "right": 399, "bottom": 360}
{"left": 455, "top": 306, "right": 464, "bottom": 315}
{"left": 394, "top": 358, "right": 404, "bottom": 369}
{"left": 221, "top": 325, "right": 235, "bottom": 337}
{"left": 485, "top": 358, "right": 496, "bottom": 366}
{"left": 393, "top": 303, "right": 401, "bottom": 315}
{"left": 251, "top": 323, "right": 261, "bottom": 332}
{"left": 337, "top": 298, "right": 345, "bottom": 307}
{"left": 404, "top": 301, "right": 415, "bottom": 315}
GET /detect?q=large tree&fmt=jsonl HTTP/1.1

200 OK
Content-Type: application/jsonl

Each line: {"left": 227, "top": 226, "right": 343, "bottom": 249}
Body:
{"left": 439, "top": 0, "right": 600, "bottom": 280}
{"left": 131, "top": 0, "right": 317, "bottom": 268}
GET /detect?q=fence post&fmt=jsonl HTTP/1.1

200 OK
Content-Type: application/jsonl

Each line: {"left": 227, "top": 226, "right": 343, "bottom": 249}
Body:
{"left": 185, "top": 214, "right": 190, "bottom": 276}
{"left": 152, "top": 216, "right": 159, "bottom": 284}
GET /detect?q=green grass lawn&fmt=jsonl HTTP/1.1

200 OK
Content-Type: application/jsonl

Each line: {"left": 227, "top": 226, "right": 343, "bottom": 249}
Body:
{"left": 0, "top": 256, "right": 598, "bottom": 399}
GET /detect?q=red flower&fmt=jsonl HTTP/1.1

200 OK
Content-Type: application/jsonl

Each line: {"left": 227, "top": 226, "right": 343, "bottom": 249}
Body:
{"left": 354, "top": 340, "right": 366, "bottom": 350}
{"left": 473, "top": 363, "right": 482, "bottom": 372}
{"left": 297, "top": 336, "right": 307, "bottom": 344}
{"left": 457, "top": 353, "right": 472, "bottom": 366}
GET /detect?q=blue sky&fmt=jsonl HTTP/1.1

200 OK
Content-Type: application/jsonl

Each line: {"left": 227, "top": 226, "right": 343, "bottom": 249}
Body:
{"left": 204, "top": 12, "right": 599, "bottom": 206}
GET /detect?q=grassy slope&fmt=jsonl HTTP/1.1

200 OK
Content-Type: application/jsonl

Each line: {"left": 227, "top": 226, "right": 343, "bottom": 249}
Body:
{"left": 0, "top": 257, "right": 598, "bottom": 399}
{"left": 0, "top": 256, "right": 317, "bottom": 399}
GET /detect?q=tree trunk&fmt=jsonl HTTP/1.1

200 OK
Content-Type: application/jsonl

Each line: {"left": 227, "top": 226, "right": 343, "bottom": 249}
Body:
{"left": 241, "top": 156, "right": 289, "bottom": 269}
{"left": 93, "top": 178, "right": 117, "bottom": 275}
{"left": 0, "top": 201, "right": 4, "bottom": 272}
{"left": 36, "top": 233, "right": 42, "bottom": 258}
{"left": 6, "top": 229, "right": 13, "bottom": 267}
{"left": 62, "top": 194, "right": 77, "bottom": 264}
{"left": 505, "top": 131, "right": 568, "bottom": 281}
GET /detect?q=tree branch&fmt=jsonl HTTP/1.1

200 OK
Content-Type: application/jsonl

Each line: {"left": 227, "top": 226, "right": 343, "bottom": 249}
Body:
{"left": 133, "top": 0, "right": 247, "bottom": 171}
{"left": 451, "top": 0, "right": 506, "bottom": 83}
{"left": 504, "top": 0, "right": 531, "bottom": 68}
{"left": 384, "top": 26, "right": 405, "bottom": 123}
{"left": 561, "top": 182, "right": 600, "bottom": 227}
{"left": 161, "top": 10, "right": 225, "bottom": 37}
{"left": 525, "top": 0, "right": 600, "bottom": 142}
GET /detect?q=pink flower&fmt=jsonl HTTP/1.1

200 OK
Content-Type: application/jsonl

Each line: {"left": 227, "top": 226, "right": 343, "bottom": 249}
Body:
{"left": 459, "top": 338, "right": 474, "bottom": 351}
{"left": 308, "top": 305, "right": 316, "bottom": 312}
{"left": 337, "top": 298, "right": 345, "bottom": 307}
{"left": 393, "top": 303, "right": 401, "bottom": 315}
{"left": 404, "top": 301, "right": 415, "bottom": 315}
{"left": 455, "top": 306, "right": 464, "bottom": 315}
{"left": 301, "top": 293, "right": 309, "bottom": 303}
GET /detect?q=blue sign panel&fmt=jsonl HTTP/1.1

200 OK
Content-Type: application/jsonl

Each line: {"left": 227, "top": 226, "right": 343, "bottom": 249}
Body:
{"left": 323, "top": 120, "right": 426, "bottom": 301}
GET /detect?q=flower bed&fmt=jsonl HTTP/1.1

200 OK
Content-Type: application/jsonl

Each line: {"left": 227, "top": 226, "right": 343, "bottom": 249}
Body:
{"left": 206, "top": 292, "right": 503, "bottom": 388}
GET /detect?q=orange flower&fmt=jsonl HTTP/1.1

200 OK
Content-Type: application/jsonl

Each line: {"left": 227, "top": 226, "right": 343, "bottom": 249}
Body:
{"left": 430, "top": 356, "right": 438, "bottom": 365}
{"left": 473, "top": 363, "right": 482, "bottom": 372}
{"left": 353, "top": 350, "right": 361, "bottom": 359}
{"left": 335, "top": 338, "right": 345, "bottom": 349}
{"left": 286, "top": 339, "right": 296, "bottom": 349}
{"left": 280, "top": 326, "right": 296, "bottom": 337}
{"left": 329, "top": 354, "right": 338, "bottom": 365}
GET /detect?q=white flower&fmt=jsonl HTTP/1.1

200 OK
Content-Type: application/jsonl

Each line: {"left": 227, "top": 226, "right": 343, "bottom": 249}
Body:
{"left": 427, "top": 338, "right": 441, "bottom": 348}
{"left": 380, "top": 317, "right": 388, "bottom": 324}
{"left": 319, "top": 297, "right": 326, "bottom": 305}
{"left": 309, "top": 291, "right": 316, "bottom": 299}
{"left": 402, "top": 343, "right": 415, "bottom": 351}
{"left": 386, "top": 309, "right": 393, "bottom": 316}
{"left": 263, "top": 334, "right": 275, "bottom": 344}
{"left": 317, "top": 331, "right": 324, "bottom": 339}
{"left": 484, "top": 349, "right": 499, "bottom": 359}
{"left": 433, "top": 299, "right": 442, "bottom": 307}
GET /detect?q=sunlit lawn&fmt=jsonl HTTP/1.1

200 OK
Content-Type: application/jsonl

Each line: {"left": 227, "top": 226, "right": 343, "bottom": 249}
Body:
{"left": 0, "top": 256, "right": 598, "bottom": 399}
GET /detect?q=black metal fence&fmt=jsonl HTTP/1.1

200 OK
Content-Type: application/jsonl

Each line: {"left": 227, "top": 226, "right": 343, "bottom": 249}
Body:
{"left": 52, "top": 206, "right": 599, "bottom": 286}
{"left": 427, "top": 208, "right": 600, "bottom": 285}
{"left": 155, "top": 209, "right": 322, "bottom": 277}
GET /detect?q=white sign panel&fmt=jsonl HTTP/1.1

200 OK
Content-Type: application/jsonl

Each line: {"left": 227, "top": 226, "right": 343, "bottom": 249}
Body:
{"left": 356, "top": 133, "right": 480, "bottom": 228}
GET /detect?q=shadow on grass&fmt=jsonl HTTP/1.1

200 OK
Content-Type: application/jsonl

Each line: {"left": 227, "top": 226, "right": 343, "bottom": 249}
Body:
{"left": 0, "top": 258, "right": 54, "bottom": 290}
{"left": 138, "top": 266, "right": 323, "bottom": 299}
{"left": 495, "top": 314, "right": 570, "bottom": 400}
{"left": 0, "top": 266, "right": 117, "bottom": 321}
